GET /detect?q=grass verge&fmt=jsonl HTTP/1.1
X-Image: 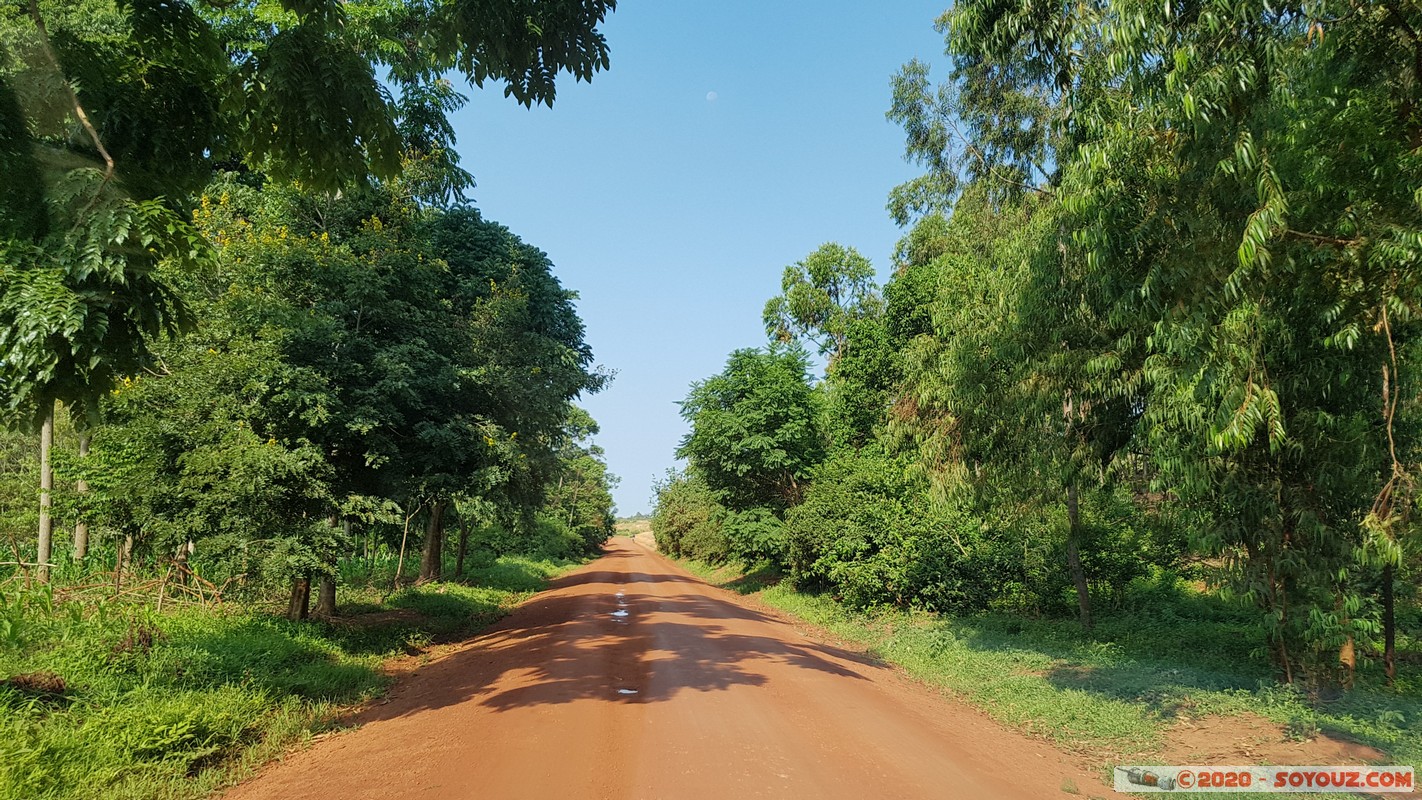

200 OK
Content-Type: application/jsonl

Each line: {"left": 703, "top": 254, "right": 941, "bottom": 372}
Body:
{"left": 0, "top": 555, "right": 572, "bottom": 800}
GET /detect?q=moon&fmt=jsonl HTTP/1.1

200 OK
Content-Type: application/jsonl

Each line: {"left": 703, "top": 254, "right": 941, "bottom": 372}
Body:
{"left": 706, "top": 91, "right": 718, "bottom": 102}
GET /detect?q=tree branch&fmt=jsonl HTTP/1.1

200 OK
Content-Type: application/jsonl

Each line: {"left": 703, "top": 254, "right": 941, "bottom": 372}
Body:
{"left": 27, "top": 0, "right": 115, "bottom": 184}
{"left": 943, "top": 110, "right": 1056, "bottom": 200}
{"left": 1285, "top": 229, "right": 1362, "bottom": 247}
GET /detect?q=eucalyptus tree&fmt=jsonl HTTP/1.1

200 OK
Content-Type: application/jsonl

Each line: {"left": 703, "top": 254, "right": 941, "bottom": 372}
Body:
{"left": 1054, "top": 0, "right": 1422, "bottom": 682}
{"left": 763, "top": 243, "right": 883, "bottom": 367}
{"left": 899, "top": 0, "right": 1422, "bottom": 678}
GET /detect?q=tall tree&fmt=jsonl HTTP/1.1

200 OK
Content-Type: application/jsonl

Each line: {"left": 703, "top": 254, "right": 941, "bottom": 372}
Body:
{"left": 763, "top": 243, "right": 883, "bottom": 367}
{"left": 0, "top": 0, "right": 618, "bottom": 578}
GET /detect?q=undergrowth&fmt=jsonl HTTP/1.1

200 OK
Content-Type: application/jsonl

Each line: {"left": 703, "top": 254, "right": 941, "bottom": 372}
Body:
{"left": 0, "top": 554, "right": 572, "bottom": 800}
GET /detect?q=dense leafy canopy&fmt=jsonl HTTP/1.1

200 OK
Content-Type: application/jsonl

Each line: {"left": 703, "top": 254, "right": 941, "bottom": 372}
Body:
{"left": 0, "top": 0, "right": 618, "bottom": 611}
{"left": 658, "top": 0, "right": 1422, "bottom": 687}
{"left": 0, "top": 0, "right": 616, "bottom": 422}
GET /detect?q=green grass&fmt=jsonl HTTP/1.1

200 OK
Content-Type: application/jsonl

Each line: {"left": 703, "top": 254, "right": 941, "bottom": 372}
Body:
{"left": 678, "top": 557, "right": 1422, "bottom": 798}
{"left": 0, "top": 554, "right": 573, "bottom": 800}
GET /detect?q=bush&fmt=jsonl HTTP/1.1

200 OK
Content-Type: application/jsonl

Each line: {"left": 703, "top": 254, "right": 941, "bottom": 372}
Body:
{"left": 464, "top": 515, "right": 593, "bottom": 561}
{"left": 786, "top": 448, "right": 1000, "bottom": 612}
{"left": 651, "top": 471, "right": 730, "bottom": 562}
{"left": 721, "top": 507, "right": 788, "bottom": 567}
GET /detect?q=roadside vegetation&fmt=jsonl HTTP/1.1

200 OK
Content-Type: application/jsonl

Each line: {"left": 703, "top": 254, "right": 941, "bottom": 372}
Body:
{"left": 0, "top": 1, "right": 618, "bottom": 798}
{"left": 653, "top": 0, "right": 1422, "bottom": 784}
{"left": 0, "top": 553, "right": 575, "bottom": 800}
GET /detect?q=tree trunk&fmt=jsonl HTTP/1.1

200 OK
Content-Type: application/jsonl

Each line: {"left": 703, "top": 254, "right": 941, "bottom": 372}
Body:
{"left": 314, "top": 517, "right": 339, "bottom": 618}
{"left": 113, "top": 535, "right": 127, "bottom": 595}
{"left": 174, "top": 540, "right": 193, "bottom": 585}
{"left": 455, "top": 514, "right": 470, "bottom": 577}
{"left": 1383, "top": 563, "right": 1396, "bottom": 686}
{"left": 287, "top": 574, "right": 311, "bottom": 621}
{"left": 37, "top": 400, "right": 54, "bottom": 583}
{"left": 1065, "top": 481, "right": 1093, "bottom": 631}
{"left": 73, "top": 432, "right": 90, "bottom": 562}
{"left": 419, "top": 498, "right": 448, "bottom": 583}
{"left": 394, "top": 507, "right": 414, "bottom": 589}
{"left": 315, "top": 576, "right": 337, "bottom": 618}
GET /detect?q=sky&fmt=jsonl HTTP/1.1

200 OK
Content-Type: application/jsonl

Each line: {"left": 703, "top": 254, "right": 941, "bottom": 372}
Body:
{"left": 451, "top": 2, "right": 949, "bottom": 515}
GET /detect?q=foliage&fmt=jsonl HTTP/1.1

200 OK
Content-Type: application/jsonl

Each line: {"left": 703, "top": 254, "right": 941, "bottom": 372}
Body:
{"left": 0, "top": 0, "right": 617, "bottom": 426}
{"left": 763, "top": 242, "right": 883, "bottom": 365}
{"left": 0, "top": 555, "right": 568, "bottom": 800}
{"left": 650, "top": 470, "right": 729, "bottom": 563}
{"left": 45, "top": 177, "right": 610, "bottom": 592}
{"left": 787, "top": 446, "right": 999, "bottom": 612}
{"left": 866, "top": 0, "right": 1422, "bottom": 681}
{"left": 676, "top": 346, "right": 824, "bottom": 513}
{"left": 541, "top": 408, "right": 618, "bottom": 554}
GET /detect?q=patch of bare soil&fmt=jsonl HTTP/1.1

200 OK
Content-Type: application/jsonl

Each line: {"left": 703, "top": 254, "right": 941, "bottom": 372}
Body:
{"left": 1164, "top": 712, "right": 1385, "bottom": 765}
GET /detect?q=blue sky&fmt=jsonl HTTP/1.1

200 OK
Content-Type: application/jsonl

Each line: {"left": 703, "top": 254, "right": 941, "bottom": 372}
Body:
{"left": 451, "top": 2, "right": 948, "bottom": 514}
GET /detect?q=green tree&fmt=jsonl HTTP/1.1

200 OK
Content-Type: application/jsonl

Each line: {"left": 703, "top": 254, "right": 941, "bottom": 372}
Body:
{"left": 650, "top": 469, "right": 728, "bottom": 562}
{"left": 678, "top": 346, "right": 823, "bottom": 514}
{"left": 0, "top": 0, "right": 618, "bottom": 580}
{"left": 543, "top": 408, "right": 618, "bottom": 555}
{"left": 895, "top": 0, "right": 1422, "bottom": 680}
{"left": 763, "top": 243, "right": 883, "bottom": 366}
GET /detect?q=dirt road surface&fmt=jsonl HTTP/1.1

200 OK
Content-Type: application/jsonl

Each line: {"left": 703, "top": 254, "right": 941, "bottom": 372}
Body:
{"left": 226, "top": 538, "right": 1107, "bottom": 799}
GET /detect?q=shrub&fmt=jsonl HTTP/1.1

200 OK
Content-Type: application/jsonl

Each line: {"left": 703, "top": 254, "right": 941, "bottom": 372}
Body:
{"left": 651, "top": 470, "right": 730, "bottom": 562}
{"left": 786, "top": 447, "right": 999, "bottom": 612}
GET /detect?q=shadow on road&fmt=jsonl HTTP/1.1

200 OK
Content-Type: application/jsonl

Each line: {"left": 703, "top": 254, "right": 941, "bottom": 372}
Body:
{"left": 352, "top": 542, "right": 880, "bottom": 725}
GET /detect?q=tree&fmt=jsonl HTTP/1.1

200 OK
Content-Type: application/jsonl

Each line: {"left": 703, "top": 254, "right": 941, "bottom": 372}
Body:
{"left": 894, "top": 0, "right": 1422, "bottom": 679}
{"left": 0, "top": 0, "right": 618, "bottom": 580}
{"left": 543, "top": 408, "right": 618, "bottom": 554}
{"left": 677, "top": 346, "right": 823, "bottom": 514}
{"left": 763, "top": 243, "right": 883, "bottom": 367}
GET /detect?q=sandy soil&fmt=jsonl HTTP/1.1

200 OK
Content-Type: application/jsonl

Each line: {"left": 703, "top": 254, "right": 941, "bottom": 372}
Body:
{"left": 224, "top": 538, "right": 1108, "bottom": 799}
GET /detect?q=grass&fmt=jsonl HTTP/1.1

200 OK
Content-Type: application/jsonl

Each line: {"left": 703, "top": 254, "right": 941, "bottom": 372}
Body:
{"left": 676, "top": 557, "right": 1422, "bottom": 798}
{"left": 0, "top": 554, "right": 574, "bottom": 800}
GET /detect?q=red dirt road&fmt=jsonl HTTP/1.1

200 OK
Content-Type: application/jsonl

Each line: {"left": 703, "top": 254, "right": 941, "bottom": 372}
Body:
{"left": 226, "top": 538, "right": 1106, "bottom": 799}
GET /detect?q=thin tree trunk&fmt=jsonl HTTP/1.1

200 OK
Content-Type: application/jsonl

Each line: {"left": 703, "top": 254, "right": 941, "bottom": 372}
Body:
{"left": 455, "top": 514, "right": 470, "bottom": 577}
{"left": 393, "top": 508, "right": 414, "bottom": 589}
{"left": 419, "top": 498, "right": 448, "bottom": 583}
{"left": 1383, "top": 563, "right": 1396, "bottom": 686}
{"left": 1065, "top": 481, "right": 1093, "bottom": 631}
{"left": 566, "top": 485, "right": 583, "bottom": 526}
{"left": 174, "top": 540, "right": 192, "bottom": 585}
{"left": 37, "top": 400, "right": 54, "bottom": 583}
{"left": 73, "top": 432, "right": 90, "bottom": 562}
{"left": 113, "top": 535, "right": 126, "bottom": 596}
{"left": 287, "top": 574, "right": 311, "bottom": 621}
{"left": 314, "top": 517, "right": 339, "bottom": 618}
